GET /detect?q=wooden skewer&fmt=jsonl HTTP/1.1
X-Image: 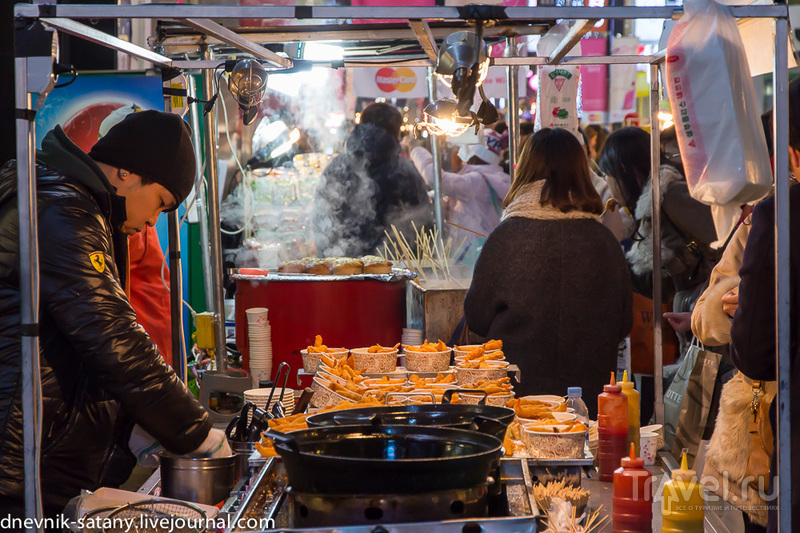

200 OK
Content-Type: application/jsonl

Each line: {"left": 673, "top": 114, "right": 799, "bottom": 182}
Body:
{"left": 446, "top": 221, "right": 487, "bottom": 238}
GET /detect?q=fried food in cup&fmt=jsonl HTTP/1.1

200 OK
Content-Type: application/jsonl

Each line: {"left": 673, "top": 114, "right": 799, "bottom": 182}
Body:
{"left": 528, "top": 421, "right": 588, "bottom": 433}
{"left": 403, "top": 339, "right": 448, "bottom": 352}
{"left": 483, "top": 339, "right": 503, "bottom": 351}
{"left": 368, "top": 343, "right": 400, "bottom": 354}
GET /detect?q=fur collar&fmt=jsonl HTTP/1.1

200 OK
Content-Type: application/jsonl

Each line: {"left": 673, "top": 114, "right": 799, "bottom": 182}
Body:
{"left": 501, "top": 180, "right": 601, "bottom": 223}
{"left": 626, "top": 165, "right": 685, "bottom": 275}
{"left": 703, "top": 372, "right": 776, "bottom": 525}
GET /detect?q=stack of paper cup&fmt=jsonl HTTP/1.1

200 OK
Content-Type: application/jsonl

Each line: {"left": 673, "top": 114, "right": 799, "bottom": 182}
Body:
{"left": 401, "top": 328, "right": 425, "bottom": 347}
{"left": 243, "top": 388, "right": 296, "bottom": 424}
{"left": 246, "top": 307, "right": 272, "bottom": 388}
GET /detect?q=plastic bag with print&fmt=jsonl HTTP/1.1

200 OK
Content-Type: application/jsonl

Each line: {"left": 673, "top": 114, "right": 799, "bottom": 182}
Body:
{"left": 665, "top": 0, "right": 771, "bottom": 243}
{"left": 535, "top": 23, "right": 581, "bottom": 137}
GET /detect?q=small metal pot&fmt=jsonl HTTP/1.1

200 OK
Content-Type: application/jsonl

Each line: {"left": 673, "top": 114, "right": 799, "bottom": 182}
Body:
{"left": 229, "top": 440, "right": 256, "bottom": 480}
{"left": 160, "top": 454, "right": 236, "bottom": 505}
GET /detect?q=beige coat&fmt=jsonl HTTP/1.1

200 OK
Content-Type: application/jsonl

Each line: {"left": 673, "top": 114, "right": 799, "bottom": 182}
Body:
{"left": 692, "top": 213, "right": 775, "bottom": 525}
{"left": 690, "top": 217, "right": 751, "bottom": 346}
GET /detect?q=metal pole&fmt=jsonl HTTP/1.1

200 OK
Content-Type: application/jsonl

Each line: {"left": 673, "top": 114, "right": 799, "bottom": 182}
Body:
{"left": 163, "top": 91, "right": 187, "bottom": 383}
{"left": 188, "top": 76, "right": 216, "bottom": 318}
{"left": 506, "top": 36, "right": 520, "bottom": 178}
{"left": 201, "top": 47, "right": 229, "bottom": 370}
{"left": 15, "top": 56, "right": 44, "bottom": 525}
{"left": 167, "top": 212, "right": 185, "bottom": 381}
{"left": 649, "top": 63, "right": 664, "bottom": 425}
{"left": 772, "top": 16, "right": 791, "bottom": 532}
{"left": 116, "top": 0, "right": 132, "bottom": 70}
{"left": 426, "top": 66, "right": 445, "bottom": 235}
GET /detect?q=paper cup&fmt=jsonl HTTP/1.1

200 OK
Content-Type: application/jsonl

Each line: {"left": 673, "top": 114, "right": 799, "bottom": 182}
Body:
{"left": 350, "top": 348, "right": 398, "bottom": 373}
{"left": 245, "top": 307, "right": 269, "bottom": 328}
{"left": 640, "top": 431, "right": 658, "bottom": 466}
{"left": 641, "top": 424, "right": 664, "bottom": 450}
{"left": 404, "top": 348, "right": 451, "bottom": 372}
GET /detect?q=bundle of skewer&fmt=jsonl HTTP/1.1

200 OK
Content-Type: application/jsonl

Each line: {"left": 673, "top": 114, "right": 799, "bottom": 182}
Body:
{"left": 537, "top": 499, "right": 609, "bottom": 533}
{"left": 380, "top": 223, "right": 466, "bottom": 283}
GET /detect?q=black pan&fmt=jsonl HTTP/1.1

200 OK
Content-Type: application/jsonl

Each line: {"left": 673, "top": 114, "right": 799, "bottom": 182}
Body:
{"left": 305, "top": 393, "right": 515, "bottom": 441}
{"left": 267, "top": 424, "right": 503, "bottom": 494}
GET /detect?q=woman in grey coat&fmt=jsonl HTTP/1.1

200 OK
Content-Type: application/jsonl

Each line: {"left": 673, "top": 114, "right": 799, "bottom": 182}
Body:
{"left": 464, "top": 128, "right": 633, "bottom": 416}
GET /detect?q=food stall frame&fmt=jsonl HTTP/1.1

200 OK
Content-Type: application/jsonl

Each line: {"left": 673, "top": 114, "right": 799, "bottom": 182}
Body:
{"left": 12, "top": 3, "right": 792, "bottom": 530}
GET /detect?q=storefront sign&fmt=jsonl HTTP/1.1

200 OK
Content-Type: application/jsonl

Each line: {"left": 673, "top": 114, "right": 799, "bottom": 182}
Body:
{"left": 581, "top": 36, "right": 608, "bottom": 125}
{"left": 480, "top": 66, "right": 528, "bottom": 100}
{"left": 352, "top": 67, "right": 429, "bottom": 98}
{"left": 608, "top": 36, "right": 639, "bottom": 124}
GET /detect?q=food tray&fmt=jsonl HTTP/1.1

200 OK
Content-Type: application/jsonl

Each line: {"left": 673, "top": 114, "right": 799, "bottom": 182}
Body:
{"left": 502, "top": 445, "right": 595, "bottom": 488}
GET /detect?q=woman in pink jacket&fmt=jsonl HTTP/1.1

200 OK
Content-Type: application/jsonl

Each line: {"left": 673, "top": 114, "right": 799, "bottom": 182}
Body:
{"left": 406, "top": 134, "right": 511, "bottom": 258}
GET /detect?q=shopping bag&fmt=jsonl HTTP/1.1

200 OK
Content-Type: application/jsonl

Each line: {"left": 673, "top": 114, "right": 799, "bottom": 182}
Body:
{"left": 671, "top": 341, "right": 721, "bottom": 466}
{"left": 665, "top": 0, "right": 771, "bottom": 242}
{"left": 629, "top": 292, "right": 678, "bottom": 375}
{"left": 663, "top": 338, "right": 701, "bottom": 450}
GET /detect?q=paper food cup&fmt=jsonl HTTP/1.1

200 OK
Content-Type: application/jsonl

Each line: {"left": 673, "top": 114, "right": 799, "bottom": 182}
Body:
{"left": 641, "top": 424, "right": 664, "bottom": 450}
{"left": 404, "top": 348, "right": 451, "bottom": 372}
{"left": 640, "top": 431, "right": 658, "bottom": 466}
{"left": 349, "top": 348, "right": 398, "bottom": 373}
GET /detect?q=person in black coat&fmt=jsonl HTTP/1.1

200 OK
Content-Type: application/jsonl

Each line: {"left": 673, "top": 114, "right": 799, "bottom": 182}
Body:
{"left": 464, "top": 128, "right": 633, "bottom": 416}
{"left": 312, "top": 103, "right": 433, "bottom": 257}
{"left": 0, "top": 111, "right": 228, "bottom": 516}
{"left": 730, "top": 78, "right": 800, "bottom": 532}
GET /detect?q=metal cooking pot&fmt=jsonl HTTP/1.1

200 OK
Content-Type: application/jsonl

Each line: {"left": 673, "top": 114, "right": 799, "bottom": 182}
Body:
{"left": 268, "top": 425, "right": 503, "bottom": 494}
{"left": 305, "top": 402, "right": 514, "bottom": 442}
{"left": 228, "top": 440, "right": 256, "bottom": 480}
{"left": 159, "top": 454, "right": 236, "bottom": 505}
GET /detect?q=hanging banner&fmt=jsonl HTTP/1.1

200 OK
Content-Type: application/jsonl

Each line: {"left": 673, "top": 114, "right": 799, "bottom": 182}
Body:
{"left": 581, "top": 36, "right": 608, "bottom": 125}
{"left": 536, "top": 24, "right": 581, "bottom": 136}
{"left": 352, "top": 67, "right": 429, "bottom": 99}
{"left": 608, "top": 36, "right": 639, "bottom": 124}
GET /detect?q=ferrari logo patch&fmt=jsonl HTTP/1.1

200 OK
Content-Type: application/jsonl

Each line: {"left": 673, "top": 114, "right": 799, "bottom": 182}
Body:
{"left": 89, "top": 252, "right": 105, "bottom": 273}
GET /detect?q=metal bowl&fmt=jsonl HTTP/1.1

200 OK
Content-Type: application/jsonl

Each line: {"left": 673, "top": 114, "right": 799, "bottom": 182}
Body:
{"left": 159, "top": 454, "right": 236, "bottom": 505}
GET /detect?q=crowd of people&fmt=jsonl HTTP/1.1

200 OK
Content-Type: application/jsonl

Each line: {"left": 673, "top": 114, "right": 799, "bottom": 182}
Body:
{"left": 308, "top": 97, "right": 796, "bottom": 532}
{"left": 0, "top": 80, "right": 796, "bottom": 532}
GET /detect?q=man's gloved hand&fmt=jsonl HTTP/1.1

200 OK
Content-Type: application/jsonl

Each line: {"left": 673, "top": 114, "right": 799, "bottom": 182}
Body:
{"left": 188, "top": 428, "right": 232, "bottom": 458}
{"left": 129, "top": 425, "right": 165, "bottom": 468}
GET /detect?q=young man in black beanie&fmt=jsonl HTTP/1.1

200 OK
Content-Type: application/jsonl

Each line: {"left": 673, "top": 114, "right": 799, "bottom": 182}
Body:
{"left": 0, "top": 110, "right": 229, "bottom": 518}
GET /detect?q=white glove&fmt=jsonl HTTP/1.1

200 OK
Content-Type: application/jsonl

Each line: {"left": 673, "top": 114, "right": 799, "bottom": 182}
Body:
{"left": 188, "top": 428, "right": 232, "bottom": 458}
{"left": 128, "top": 425, "right": 165, "bottom": 468}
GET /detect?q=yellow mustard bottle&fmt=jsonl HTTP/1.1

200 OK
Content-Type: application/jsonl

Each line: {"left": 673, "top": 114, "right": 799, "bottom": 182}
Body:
{"left": 662, "top": 452, "right": 704, "bottom": 533}
{"left": 619, "top": 370, "right": 640, "bottom": 455}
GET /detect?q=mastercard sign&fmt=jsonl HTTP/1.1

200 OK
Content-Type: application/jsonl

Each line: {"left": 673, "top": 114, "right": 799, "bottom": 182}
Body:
{"left": 375, "top": 67, "right": 417, "bottom": 93}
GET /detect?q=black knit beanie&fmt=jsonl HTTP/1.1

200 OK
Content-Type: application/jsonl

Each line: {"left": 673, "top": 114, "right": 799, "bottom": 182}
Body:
{"left": 88, "top": 110, "right": 196, "bottom": 209}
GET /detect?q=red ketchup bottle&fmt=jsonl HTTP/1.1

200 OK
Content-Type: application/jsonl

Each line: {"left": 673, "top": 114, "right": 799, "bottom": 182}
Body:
{"left": 598, "top": 372, "right": 628, "bottom": 481}
{"left": 613, "top": 443, "right": 653, "bottom": 532}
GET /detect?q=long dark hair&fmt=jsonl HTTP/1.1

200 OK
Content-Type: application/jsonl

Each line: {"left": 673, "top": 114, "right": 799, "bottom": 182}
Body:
{"left": 597, "top": 126, "right": 651, "bottom": 211}
{"left": 503, "top": 128, "right": 603, "bottom": 214}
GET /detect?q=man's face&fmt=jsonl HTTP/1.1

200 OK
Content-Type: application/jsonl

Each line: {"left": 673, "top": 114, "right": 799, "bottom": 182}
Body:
{"left": 115, "top": 172, "right": 176, "bottom": 235}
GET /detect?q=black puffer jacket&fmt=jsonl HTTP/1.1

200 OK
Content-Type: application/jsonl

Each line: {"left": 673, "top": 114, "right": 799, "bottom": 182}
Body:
{"left": 312, "top": 124, "right": 433, "bottom": 257}
{"left": 0, "top": 127, "right": 211, "bottom": 510}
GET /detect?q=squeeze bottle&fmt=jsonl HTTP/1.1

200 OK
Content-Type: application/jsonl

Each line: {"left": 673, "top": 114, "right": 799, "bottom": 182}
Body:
{"left": 613, "top": 443, "right": 653, "bottom": 532}
{"left": 662, "top": 451, "right": 704, "bottom": 533}
{"left": 598, "top": 372, "right": 628, "bottom": 481}
{"left": 619, "top": 370, "right": 640, "bottom": 455}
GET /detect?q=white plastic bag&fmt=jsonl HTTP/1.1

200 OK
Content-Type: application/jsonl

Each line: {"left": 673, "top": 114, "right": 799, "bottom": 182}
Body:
{"left": 665, "top": 0, "right": 772, "bottom": 243}
{"left": 536, "top": 23, "right": 581, "bottom": 136}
